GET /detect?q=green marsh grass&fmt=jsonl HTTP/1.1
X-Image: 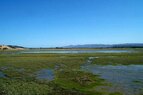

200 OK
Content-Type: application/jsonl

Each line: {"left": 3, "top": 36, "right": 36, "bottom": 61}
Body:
{"left": 0, "top": 48, "right": 142, "bottom": 95}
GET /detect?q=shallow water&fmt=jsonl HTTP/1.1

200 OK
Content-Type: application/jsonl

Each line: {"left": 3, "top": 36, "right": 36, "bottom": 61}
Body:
{"left": 20, "top": 49, "right": 132, "bottom": 54}
{"left": 0, "top": 71, "right": 6, "bottom": 78}
{"left": 82, "top": 64, "right": 143, "bottom": 95}
{"left": 36, "top": 69, "right": 54, "bottom": 81}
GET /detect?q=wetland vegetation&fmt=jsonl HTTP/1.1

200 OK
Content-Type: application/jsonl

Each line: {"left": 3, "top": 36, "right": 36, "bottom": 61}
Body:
{"left": 0, "top": 48, "right": 143, "bottom": 95}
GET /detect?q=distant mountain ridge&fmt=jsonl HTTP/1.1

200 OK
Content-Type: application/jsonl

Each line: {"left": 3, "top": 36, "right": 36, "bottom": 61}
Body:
{"left": 1, "top": 43, "right": 143, "bottom": 49}
{"left": 63, "top": 43, "right": 143, "bottom": 48}
{"left": 0, "top": 45, "right": 25, "bottom": 50}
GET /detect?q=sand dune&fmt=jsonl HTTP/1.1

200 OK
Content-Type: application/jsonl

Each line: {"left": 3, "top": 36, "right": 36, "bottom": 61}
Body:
{"left": 0, "top": 45, "right": 24, "bottom": 50}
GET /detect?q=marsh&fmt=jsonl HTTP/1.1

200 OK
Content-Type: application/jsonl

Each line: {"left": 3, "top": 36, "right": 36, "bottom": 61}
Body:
{"left": 0, "top": 48, "right": 143, "bottom": 95}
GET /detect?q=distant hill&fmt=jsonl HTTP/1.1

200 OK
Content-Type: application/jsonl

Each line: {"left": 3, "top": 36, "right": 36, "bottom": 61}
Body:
{"left": 1, "top": 43, "right": 143, "bottom": 50}
{"left": 0, "top": 45, "right": 25, "bottom": 50}
{"left": 63, "top": 43, "right": 143, "bottom": 48}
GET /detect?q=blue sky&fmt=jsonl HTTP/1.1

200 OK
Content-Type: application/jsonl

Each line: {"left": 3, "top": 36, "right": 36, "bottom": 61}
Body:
{"left": 0, "top": 0, "right": 143, "bottom": 47}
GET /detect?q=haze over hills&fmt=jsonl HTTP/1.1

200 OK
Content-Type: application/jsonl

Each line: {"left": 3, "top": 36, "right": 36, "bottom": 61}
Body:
{"left": 63, "top": 43, "right": 143, "bottom": 48}
{"left": 0, "top": 43, "right": 143, "bottom": 50}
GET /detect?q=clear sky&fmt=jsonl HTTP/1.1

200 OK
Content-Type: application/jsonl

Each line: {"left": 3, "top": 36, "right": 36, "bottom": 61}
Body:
{"left": 0, "top": 0, "right": 143, "bottom": 47}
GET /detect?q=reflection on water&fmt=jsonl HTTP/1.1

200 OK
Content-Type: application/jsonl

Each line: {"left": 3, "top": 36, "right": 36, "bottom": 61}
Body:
{"left": 0, "top": 71, "right": 6, "bottom": 78}
{"left": 36, "top": 69, "right": 54, "bottom": 81}
{"left": 20, "top": 49, "right": 132, "bottom": 54}
{"left": 82, "top": 64, "right": 143, "bottom": 95}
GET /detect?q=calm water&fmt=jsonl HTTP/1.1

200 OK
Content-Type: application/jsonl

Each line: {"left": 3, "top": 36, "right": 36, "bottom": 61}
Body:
{"left": 0, "top": 71, "right": 6, "bottom": 78}
{"left": 81, "top": 57, "right": 143, "bottom": 95}
{"left": 20, "top": 49, "right": 132, "bottom": 54}
{"left": 36, "top": 69, "right": 54, "bottom": 81}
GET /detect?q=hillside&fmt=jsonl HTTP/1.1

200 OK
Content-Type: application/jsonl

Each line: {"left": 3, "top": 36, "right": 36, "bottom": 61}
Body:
{"left": 0, "top": 45, "right": 25, "bottom": 50}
